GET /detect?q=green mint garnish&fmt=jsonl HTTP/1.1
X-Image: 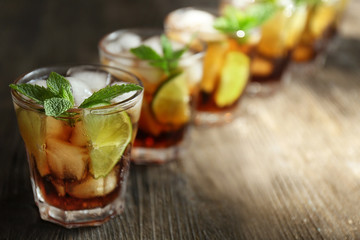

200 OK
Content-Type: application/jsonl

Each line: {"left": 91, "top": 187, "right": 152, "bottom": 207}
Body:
{"left": 10, "top": 72, "right": 143, "bottom": 118}
{"left": 78, "top": 84, "right": 143, "bottom": 108}
{"left": 130, "top": 34, "right": 187, "bottom": 75}
{"left": 44, "top": 97, "right": 73, "bottom": 117}
{"left": 9, "top": 83, "right": 55, "bottom": 104}
{"left": 10, "top": 72, "right": 73, "bottom": 117}
{"left": 214, "top": 4, "right": 277, "bottom": 34}
{"left": 294, "top": 0, "right": 321, "bottom": 6}
{"left": 47, "top": 72, "right": 75, "bottom": 106}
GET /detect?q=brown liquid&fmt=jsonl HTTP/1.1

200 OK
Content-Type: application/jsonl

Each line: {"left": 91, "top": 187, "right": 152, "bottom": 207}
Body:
{"left": 134, "top": 125, "right": 188, "bottom": 148}
{"left": 292, "top": 8, "right": 338, "bottom": 63}
{"left": 251, "top": 53, "right": 291, "bottom": 84}
{"left": 196, "top": 38, "right": 254, "bottom": 112}
{"left": 196, "top": 90, "right": 241, "bottom": 112}
{"left": 134, "top": 87, "right": 195, "bottom": 149}
{"left": 32, "top": 150, "right": 130, "bottom": 211}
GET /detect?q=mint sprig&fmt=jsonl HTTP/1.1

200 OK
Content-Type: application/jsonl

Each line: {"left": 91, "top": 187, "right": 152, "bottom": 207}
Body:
{"left": 130, "top": 34, "right": 187, "bottom": 75}
{"left": 10, "top": 72, "right": 143, "bottom": 118}
{"left": 214, "top": 4, "right": 277, "bottom": 34}
{"left": 10, "top": 72, "right": 73, "bottom": 117}
{"left": 47, "top": 72, "right": 75, "bottom": 106}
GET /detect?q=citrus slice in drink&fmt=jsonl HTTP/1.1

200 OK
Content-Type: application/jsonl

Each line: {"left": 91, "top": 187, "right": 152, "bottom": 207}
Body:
{"left": 151, "top": 72, "right": 190, "bottom": 126}
{"left": 83, "top": 110, "right": 132, "bottom": 179}
{"left": 310, "top": 5, "right": 336, "bottom": 38}
{"left": 16, "top": 108, "right": 49, "bottom": 176}
{"left": 285, "top": 6, "right": 308, "bottom": 48}
{"left": 215, "top": 51, "right": 250, "bottom": 107}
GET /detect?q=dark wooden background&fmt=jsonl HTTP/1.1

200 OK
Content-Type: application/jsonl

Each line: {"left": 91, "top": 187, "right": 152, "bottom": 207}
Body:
{"left": 1, "top": 0, "right": 360, "bottom": 239}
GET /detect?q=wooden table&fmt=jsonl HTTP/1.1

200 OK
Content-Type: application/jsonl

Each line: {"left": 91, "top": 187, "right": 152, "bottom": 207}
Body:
{"left": 1, "top": 0, "right": 360, "bottom": 239}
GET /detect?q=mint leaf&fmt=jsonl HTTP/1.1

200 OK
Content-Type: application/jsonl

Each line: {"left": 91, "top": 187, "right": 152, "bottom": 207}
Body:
{"left": 294, "top": 0, "right": 320, "bottom": 5}
{"left": 44, "top": 98, "right": 73, "bottom": 117}
{"left": 214, "top": 4, "right": 277, "bottom": 34}
{"left": 9, "top": 83, "right": 55, "bottom": 104}
{"left": 151, "top": 59, "right": 170, "bottom": 75}
{"left": 130, "top": 35, "right": 187, "bottom": 76}
{"left": 130, "top": 45, "right": 163, "bottom": 61}
{"left": 130, "top": 45, "right": 171, "bottom": 74}
{"left": 78, "top": 83, "right": 143, "bottom": 109}
{"left": 161, "top": 34, "right": 174, "bottom": 60}
{"left": 47, "top": 72, "right": 75, "bottom": 105}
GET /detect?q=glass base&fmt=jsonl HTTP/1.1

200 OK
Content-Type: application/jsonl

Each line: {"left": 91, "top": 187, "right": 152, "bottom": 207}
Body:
{"left": 195, "top": 110, "right": 238, "bottom": 125}
{"left": 246, "top": 80, "right": 281, "bottom": 97}
{"left": 37, "top": 199, "right": 124, "bottom": 228}
{"left": 131, "top": 145, "right": 184, "bottom": 164}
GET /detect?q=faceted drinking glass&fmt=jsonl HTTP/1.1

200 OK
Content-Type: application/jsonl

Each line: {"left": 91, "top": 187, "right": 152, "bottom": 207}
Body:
{"left": 165, "top": 7, "right": 260, "bottom": 124}
{"left": 99, "top": 29, "right": 205, "bottom": 164}
{"left": 10, "top": 65, "right": 143, "bottom": 228}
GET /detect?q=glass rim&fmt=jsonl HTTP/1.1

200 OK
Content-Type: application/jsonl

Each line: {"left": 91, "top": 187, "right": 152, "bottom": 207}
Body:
{"left": 98, "top": 28, "right": 206, "bottom": 63}
{"left": 163, "top": 7, "right": 260, "bottom": 41}
{"left": 11, "top": 64, "right": 144, "bottom": 115}
{"left": 164, "top": 6, "right": 220, "bottom": 34}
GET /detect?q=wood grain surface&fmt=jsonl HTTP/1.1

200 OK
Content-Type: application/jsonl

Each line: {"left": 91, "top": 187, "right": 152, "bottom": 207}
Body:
{"left": 1, "top": 0, "right": 360, "bottom": 239}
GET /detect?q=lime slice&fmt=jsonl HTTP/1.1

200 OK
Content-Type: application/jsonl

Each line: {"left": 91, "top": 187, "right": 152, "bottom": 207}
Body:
{"left": 151, "top": 72, "right": 190, "bottom": 126}
{"left": 17, "top": 108, "right": 49, "bottom": 176}
{"left": 285, "top": 6, "right": 307, "bottom": 48}
{"left": 83, "top": 110, "right": 132, "bottom": 178}
{"left": 310, "top": 5, "right": 336, "bottom": 38}
{"left": 257, "top": 11, "right": 287, "bottom": 57}
{"left": 215, "top": 52, "right": 250, "bottom": 107}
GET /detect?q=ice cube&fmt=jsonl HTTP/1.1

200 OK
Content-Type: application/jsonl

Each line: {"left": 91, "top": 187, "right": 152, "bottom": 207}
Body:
{"left": 46, "top": 137, "right": 89, "bottom": 180}
{"left": 116, "top": 32, "right": 142, "bottom": 50}
{"left": 68, "top": 69, "right": 109, "bottom": 91}
{"left": 170, "top": 40, "right": 188, "bottom": 52}
{"left": 51, "top": 179, "right": 66, "bottom": 197}
{"left": 127, "top": 93, "right": 143, "bottom": 123}
{"left": 69, "top": 120, "right": 89, "bottom": 147}
{"left": 111, "top": 82, "right": 143, "bottom": 123}
{"left": 183, "top": 60, "right": 203, "bottom": 87}
{"left": 46, "top": 116, "right": 72, "bottom": 141}
{"left": 134, "top": 66, "right": 164, "bottom": 94}
{"left": 168, "top": 8, "right": 216, "bottom": 30}
{"left": 111, "top": 82, "right": 137, "bottom": 103}
{"left": 105, "top": 41, "right": 123, "bottom": 54}
{"left": 165, "top": 8, "right": 224, "bottom": 42}
{"left": 66, "top": 166, "right": 118, "bottom": 199}
{"left": 113, "top": 55, "right": 137, "bottom": 68}
{"left": 143, "top": 36, "right": 163, "bottom": 55}
{"left": 28, "top": 79, "right": 47, "bottom": 88}
{"left": 66, "top": 77, "right": 93, "bottom": 107}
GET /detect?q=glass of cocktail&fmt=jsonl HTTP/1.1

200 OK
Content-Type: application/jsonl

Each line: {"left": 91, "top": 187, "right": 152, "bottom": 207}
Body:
{"left": 291, "top": 0, "right": 342, "bottom": 63}
{"left": 10, "top": 65, "right": 143, "bottom": 228}
{"left": 98, "top": 29, "right": 204, "bottom": 164}
{"left": 165, "top": 6, "right": 268, "bottom": 124}
{"left": 248, "top": 0, "right": 308, "bottom": 95}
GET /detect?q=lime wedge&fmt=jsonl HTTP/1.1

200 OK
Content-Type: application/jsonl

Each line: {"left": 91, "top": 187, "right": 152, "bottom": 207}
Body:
{"left": 215, "top": 52, "right": 250, "bottom": 107}
{"left": 285, "top": 6, "right": 307, "bottom": 48}
{"left": 151, "top": 72, "right": 190, "bottom": 126}
{"left": 83, "top": 110, "right": 132, "bottom": 178}
{"left": 17, "top": 108, "right": 49, "bottom": 176}
{"left": 310, "top": 5, "right": 336, "bottom": 38}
